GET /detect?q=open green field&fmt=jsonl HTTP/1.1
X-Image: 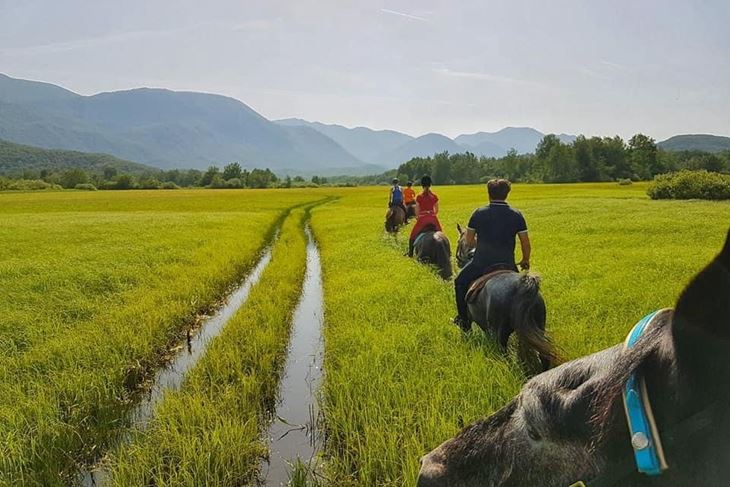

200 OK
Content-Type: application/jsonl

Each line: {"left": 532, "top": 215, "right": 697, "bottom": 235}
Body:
{"left": 0, "top": 184, "right": 727, "bottom": 486}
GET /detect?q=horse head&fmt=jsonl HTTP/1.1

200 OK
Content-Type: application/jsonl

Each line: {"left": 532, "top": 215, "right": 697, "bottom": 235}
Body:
{"left": 418, "top": 228, "right": 730, "bottom": 486}
{"left": 455, "top": 223, "right": 474, "bottom": 268}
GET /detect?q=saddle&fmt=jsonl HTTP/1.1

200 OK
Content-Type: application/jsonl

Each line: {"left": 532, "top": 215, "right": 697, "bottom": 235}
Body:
{"left": 465, "top": 266, "right": 515, "bottom": 303}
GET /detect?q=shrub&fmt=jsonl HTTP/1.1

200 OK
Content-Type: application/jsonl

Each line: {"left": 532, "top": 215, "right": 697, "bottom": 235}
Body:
{"left": 647, "top": 170, "right": 730, "bottom": 200}
{"left": 618, "top": 178, "right": 633, "bottom": 185}
{"left": 59, "top": 169, "right": 89, "bottom": 188}
{"left": 138, "top": 178, "right": 162, "bottom": 189}
{"left": 74, "top": 183, "right": 97, "bottom": 191}
{"left": 2, "top": 179, "right": 61, "bottom": 191}
{"left": 225, "top": 178, "right": 243, "bottom": 188}
{"left": 208, "top": 175, "right": 227, "bottom": 188}
{"left": 100, "top": 181, "right": 119, "bottom": 190}
{"left": 160, "top": 181, "right": 180, "bottom": 189}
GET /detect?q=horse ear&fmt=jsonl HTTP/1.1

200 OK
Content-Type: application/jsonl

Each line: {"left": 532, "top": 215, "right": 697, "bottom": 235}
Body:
{"left": 672, "top": 228, "right": 730, "bottom": 388}
{"left": 457, "top": 223, "right": 463, "bottom": 234}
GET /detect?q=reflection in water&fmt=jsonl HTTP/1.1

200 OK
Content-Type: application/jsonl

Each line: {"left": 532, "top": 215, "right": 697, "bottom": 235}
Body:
{"left": 260, "top": 228, "right": 324, "bottom": 486}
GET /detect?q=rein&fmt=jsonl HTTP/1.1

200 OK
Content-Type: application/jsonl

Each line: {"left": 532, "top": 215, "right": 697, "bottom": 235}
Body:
{"left": 570, "top": 310, "right": 720, "bottom": 487}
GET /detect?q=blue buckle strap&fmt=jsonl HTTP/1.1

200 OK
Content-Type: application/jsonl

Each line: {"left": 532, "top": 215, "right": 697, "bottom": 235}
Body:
{"left": 622, "top": 310, "right": 668, "bottom": 476}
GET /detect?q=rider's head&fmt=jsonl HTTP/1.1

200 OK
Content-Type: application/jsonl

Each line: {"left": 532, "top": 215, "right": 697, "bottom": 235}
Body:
{"left": 392, "top": 178, "right": 399, "bottom": 186}
{"left": 407, "top": 180, "right": 413, "bottom": 187}
{"left": 487, "top": 178, "right": 511, "bottom": 201}
{"left": 421, "top": 175, "right": 432, "bottom": 189}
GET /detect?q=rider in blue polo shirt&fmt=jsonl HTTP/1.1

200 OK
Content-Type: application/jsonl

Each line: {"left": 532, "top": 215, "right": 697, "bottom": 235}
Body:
{"left": 453, "top": 179, "right": 531, "bottom": 330}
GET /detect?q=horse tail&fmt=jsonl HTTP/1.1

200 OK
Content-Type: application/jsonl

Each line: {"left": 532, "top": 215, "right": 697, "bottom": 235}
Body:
{"left": 511, "top": 273, "right": 558, "bottom": 369}
{"left": 433, "top": 232, "right": 452, "bottom": 279}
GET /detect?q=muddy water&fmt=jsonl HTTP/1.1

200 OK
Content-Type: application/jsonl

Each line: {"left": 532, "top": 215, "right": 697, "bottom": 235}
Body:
{"left": 259, "top": 228, "right": 324, "bottom": 486}
{"left": 81, "top": 246, "right": 273, "bottom": 486}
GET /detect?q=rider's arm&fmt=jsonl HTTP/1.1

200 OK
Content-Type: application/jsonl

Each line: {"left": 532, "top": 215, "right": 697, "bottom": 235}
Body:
{"left": 465, "top": 228, "right": 477, "bottom": 248}
{"left": 433, "top": 201, "right": 439, "bottom": 215}
{"left": 518, "top": 231, "right": 531, "bottom": 269}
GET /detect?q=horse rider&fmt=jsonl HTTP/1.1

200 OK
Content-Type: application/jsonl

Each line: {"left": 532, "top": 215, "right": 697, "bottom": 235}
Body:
{"left": 388, "top": 178, "right": 408, "bottom": 219}
{"left": 453, "top": 178, "right": 531, "bottom": 329}
{"left": 404, "top": 180, "right": 417, "bottom": 222}
{"left": 408, "top": 175, "right": 442, "bottom": 257}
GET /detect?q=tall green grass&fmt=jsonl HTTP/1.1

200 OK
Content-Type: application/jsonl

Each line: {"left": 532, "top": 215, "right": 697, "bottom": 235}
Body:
{"left": 106, "top": 207, "right": 311, "bottom": 486}
{"left": 0, "top": 189, "right": 322, "bottom": 485}
{"left": 311, "top": 183, "right": 729, "bottom": 485}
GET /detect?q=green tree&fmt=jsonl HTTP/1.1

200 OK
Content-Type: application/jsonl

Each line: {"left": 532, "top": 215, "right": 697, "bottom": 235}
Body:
{"left": 103, "top": 166, "right": 118, "bottom": 180}
{"left": 628, "top": 133, "right": 659, "bottom": 180}
{"left": 222, "top": 162, "right": 242, "bottom": 181}
{"left": 115, "top": 174, "right": 134, "bottom": 189}
{"left": 432, "top": 152, "right": 451, "bottom": 185}
{"left": 200, "top": 166, "right": 220, "bottom": 186}
{"left": 60, "top": 169, "right": 89, "bottom": 188}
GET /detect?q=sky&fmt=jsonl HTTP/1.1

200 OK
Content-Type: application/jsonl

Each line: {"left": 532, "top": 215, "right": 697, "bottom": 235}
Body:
{"left": 1, "top": 0, "right": 729, "bottom": 140}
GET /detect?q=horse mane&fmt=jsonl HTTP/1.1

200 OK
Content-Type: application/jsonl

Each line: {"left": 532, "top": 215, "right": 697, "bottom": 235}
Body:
{"left": 588, "top": 320, "right": 666, "bottom": 448}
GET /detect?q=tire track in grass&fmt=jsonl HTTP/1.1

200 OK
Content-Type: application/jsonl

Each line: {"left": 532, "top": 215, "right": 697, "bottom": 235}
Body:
{"left": 81, "top": 243, "right": 274, "bottom": 485}
{"left": 104, "top": 206, "right": 321, "bottom": 486}
{"left": 257, "top": 225, "right": 324, "bottom": 487}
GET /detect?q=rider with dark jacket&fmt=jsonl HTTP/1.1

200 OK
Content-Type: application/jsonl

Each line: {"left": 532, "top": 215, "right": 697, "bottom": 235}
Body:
{"left": 453, "top": 179, "right": 531, "bottom": 330}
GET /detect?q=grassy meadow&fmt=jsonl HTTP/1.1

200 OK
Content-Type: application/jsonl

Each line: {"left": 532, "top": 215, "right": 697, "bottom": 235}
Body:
{"left": 106, "top": 207, "right": 312, "bottom": 486}
{"left": 311, "top": 182, "right": 729, "bottom": 485}
{"left": 0, "top": 183, "right": 727, "bottom": 486}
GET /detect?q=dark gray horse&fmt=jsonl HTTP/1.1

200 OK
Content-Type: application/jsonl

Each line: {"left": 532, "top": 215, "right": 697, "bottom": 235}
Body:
{"left": 414, "top": 228, "right": 452, "bottom": 280}
{"left": 418, "top": 228, "right": 730, "bottom": 487}
{"left": 385, "top": 206, "right": 405, "bottom": 233}
{"left": 455, "top": 224, "right": 556, "bottom": 371}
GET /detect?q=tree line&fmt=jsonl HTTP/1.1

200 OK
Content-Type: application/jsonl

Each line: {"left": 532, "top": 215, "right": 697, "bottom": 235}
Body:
{"left": 352, "top": 134, "right": 730, "bottom": 186}
{"left": 1, "top": 162, "right": 334, "bottom": 190}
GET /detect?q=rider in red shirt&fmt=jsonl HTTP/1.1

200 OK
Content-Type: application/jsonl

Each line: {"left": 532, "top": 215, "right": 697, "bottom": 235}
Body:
{"left": 408, "top": 175, "right": 443, "bottom": 257}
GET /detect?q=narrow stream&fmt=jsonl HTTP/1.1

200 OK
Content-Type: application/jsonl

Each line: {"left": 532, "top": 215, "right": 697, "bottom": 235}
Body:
{"left": 80, "top": 245, "right": 274, "bottom": 486}
{"left": 259, "top": 227, "right": 324, "bottom": 486}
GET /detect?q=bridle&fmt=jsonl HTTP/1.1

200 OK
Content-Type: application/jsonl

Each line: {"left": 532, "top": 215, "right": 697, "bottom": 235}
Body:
{"left": 570, "top": 309, "right": 720, "bottom": 487}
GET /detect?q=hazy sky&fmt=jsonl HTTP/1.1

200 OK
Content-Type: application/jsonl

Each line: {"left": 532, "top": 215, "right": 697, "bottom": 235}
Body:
{"left": 1, "top": 0, "right": 728, "bottom": 139}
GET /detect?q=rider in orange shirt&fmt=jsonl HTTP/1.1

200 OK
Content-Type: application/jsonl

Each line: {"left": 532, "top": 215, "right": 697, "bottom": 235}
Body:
{"left": 403, "top": 181, "right": 416, "bottom": 223}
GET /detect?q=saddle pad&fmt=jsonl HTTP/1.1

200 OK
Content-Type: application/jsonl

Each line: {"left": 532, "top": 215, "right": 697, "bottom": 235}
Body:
{"left": 466, "top": 269, "right": 514, "bottom": 303}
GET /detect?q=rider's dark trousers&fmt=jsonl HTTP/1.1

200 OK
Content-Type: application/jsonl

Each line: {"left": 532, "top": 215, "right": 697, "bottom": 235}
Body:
{"left": 454, "top": 261, "right": 488, "bottom": 321}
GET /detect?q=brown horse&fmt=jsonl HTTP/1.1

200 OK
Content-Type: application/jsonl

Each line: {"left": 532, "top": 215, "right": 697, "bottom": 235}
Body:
{"left": 385, "top": 206, "right": 406, "bottom": 233}
{"left": 418, "top": 229, "right": 730, "bottom": 487}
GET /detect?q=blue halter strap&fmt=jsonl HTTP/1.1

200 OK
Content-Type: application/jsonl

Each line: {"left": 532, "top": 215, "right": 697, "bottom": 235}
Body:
{"left": 622, "top": 309, "right": 669, "bottom": 476}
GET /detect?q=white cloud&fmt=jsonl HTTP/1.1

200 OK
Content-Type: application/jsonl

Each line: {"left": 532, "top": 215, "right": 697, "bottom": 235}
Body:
{"left": 379, "top": 8, "right": 430, "bottom": 22}
{"left": 433, "top": 67, "right": 545, "bottom": 88}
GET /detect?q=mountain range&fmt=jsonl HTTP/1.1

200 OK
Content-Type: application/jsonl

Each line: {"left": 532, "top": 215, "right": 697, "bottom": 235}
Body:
{"left": 275, "top": 119, "right": 577, "bottom": 166}
{"left": 1, "top": 73, "right": 727, "bottom": 175}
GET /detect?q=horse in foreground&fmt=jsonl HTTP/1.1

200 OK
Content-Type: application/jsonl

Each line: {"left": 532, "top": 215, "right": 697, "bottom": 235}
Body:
{"left": 413, "top": 228, "right": 452, "bottom": 280}
{"left": 419, "top": 228, "right": 730, "bottom": 486}
{"left": 455, "top": 224, "right": 556, "bottom": 371}
{"left": 385, "top": 206, "right": 405, "bottom": 233}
